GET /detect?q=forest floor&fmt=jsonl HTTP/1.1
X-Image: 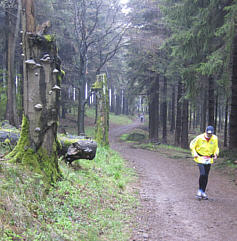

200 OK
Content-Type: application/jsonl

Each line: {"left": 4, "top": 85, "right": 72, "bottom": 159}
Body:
{"left": 109, "top": 119, "right": 237, "bottom": 241}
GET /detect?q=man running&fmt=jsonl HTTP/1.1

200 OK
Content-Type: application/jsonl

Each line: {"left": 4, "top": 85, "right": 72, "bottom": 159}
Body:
{"left": 190, "top": 126, "right": 219, "bottom": 200}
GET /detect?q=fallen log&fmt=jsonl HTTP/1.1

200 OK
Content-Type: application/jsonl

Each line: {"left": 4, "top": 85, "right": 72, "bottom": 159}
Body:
{"left": 65, "top": 139, "right": 97, "bottom": 164}
{"left": 58, "top": 134, "right": 97, "bottom": 162}
{"left": 0, "top": 125, "right": 97, "bottom": 161}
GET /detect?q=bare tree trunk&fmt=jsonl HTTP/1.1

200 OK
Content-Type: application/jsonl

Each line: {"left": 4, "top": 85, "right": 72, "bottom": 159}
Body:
{"left": 218, "top": 104, "right": 222, "bottom": 132}
{"left": 77, "top": 57, "right": 86, "bottom": 135}
{"left": 7, "top": 0, "right": 62, "bottom": 183}
{"left": 115, "top": 92, "right": 121, "bottom": 115}
{"left": 110, "top": 86, "right": 115, "bottom": 113}
{"left": 162, "top": 76, "right": 167, "bottom": 144}
{"left": 229, "top": 23, "right": 237, "bottom": 148}
{"left": 201, "top": 90, "right": 207, "bottom": 132}
{"left": 214, "top": 90, "right": 218, "bottom": 133}
{"left": 94, "top": 74, "right": 109, "bottom": 146}
{"left": 208, "top": 76, "right": 215, "bottom": 126}
{"left": 181, "top": 99, "right": 189, "bottom": 149}
{"left": 148, "top": 75, "right": 159, "bottom": 142}
{"left": 189, "top": 104, "right": 192, "bottom": 131}
{"left": 175, "top": 79, "right": 182, "bottom": 145}
{"left": 6, "top": 0, "right": 21, "bottom": 126}
{"left": 224, "top": 97, "right": 229, "bottom": 147}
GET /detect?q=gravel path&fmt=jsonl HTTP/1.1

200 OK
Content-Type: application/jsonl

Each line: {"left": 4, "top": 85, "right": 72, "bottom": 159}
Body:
{"left": 109, "top": 121, "right": 237, "bottom": 241}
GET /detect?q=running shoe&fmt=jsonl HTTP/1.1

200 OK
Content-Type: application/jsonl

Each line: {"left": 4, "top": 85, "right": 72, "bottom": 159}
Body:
{"left": 202, "top": 192, "right": 208, "bottom": 200}
{"left": 196, "top": 189, "right": 202, "bottom": 199}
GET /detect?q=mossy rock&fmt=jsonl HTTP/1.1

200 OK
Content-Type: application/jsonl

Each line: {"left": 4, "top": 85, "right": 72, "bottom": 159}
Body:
{"left": 127, "top": 132, "right": 146, "bottom": 142}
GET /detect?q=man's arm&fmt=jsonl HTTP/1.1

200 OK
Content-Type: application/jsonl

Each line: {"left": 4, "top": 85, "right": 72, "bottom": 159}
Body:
{"left": 190, "top": 137, "right": 199, "bottom": 158}
{"left": 214, "top": 137, "right": 219, "bottom": 159}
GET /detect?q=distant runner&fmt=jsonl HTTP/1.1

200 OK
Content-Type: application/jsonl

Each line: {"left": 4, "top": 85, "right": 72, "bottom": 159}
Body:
{"left": 190, "top": 126, "right": 219, "bottom": 200}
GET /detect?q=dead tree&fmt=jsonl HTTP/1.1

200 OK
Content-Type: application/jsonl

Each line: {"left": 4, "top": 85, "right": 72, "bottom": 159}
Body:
{"left": 6, "top": 0, "right": 62, "bottom": 184}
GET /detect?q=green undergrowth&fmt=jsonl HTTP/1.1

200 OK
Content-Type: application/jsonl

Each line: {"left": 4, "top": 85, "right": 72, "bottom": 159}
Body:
{"left": 216, "top": 149, "right": 237, "bottom": 168}
{"left": 109, "top": 114, "right": 133, "bottom": 126}
{"left": 86, "top": 108, "right": 133, "bottom": 126}
{"left": 0, "top": 146, "right": 137, "bottom": 241}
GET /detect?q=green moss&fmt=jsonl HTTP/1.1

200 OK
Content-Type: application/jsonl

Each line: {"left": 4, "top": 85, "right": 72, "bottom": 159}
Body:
{"left": 91, "top": 80, "right": 103, "bottom": 90}
{"left": 6, "top": 115, "right": 62, "bottom": 185}
{"left": 95, "top": 74, "right": 109, "bottom": 146}
{"left": 43, "top": 34, "right": 55, "bottom": 42}
{"left": 6, "top": 115, "right": 30, "bottom": 161}
{"left": 0, "top": 128, "right": 20, "bottom": 134}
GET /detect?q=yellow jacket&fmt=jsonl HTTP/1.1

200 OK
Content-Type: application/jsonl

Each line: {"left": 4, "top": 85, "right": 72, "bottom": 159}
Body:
{"left": 190, "top": 133, "right": 219, "bottom": 164}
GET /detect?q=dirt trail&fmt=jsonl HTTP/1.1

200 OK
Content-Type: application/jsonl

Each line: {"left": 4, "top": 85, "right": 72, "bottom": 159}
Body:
{"left": 109, "top": 120, "right": 237, "bottom": 241}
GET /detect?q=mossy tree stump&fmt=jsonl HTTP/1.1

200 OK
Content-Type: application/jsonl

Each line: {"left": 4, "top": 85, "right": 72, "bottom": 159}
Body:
{"left": 93, "top": 74, "right": 109, "bottom": 146}
{"left": 6, "top": 1, "right": 62, "bottom": 184}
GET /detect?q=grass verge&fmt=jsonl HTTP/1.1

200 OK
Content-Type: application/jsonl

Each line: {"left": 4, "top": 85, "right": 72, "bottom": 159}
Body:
{"left": 0, "top": 146, "right": 137, "bottom": 241}
{"left": 86, "top": 108, "right": 133, "bottom": 126}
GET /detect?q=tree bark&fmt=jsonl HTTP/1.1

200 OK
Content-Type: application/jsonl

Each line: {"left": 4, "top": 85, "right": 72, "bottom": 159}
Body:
{"left": 115, "top": 92, "right": 121, "bottom": 115}
{"left": 175, "top": 79, "right": 182, "bottom": 145}
{"left": 110, "top": 86, "right": 115, "bottom": 113}
{"left": 7, "top": 0, "right": 62, "bottom": 183}
{"left": 148, "top": 75, "right": 159, "bottom": 142}
{"left": 94, "top": 74, "right": 109, "bottom": 146}
{"left": 181, "top": 98, "right": 189, "bottom": 149}
{"left": 6, "top": 0, "right": 20, "bottom": 126}
{"left": 214, "top": 90, "right": 218, "bottom": 133}
{"left": 170, "top": 84, "right": 175, "bottom": 132}
{"left": 229, "top": 22, "right": 237, "bottom": 148}
{"left": 224, "top": 97, "right": 229, "bottom": 147}
{"left": 162, "top": 76, "right": 167, "bottom": 144}
{"left": 208, "top": 76, "right": 215, "bottom": 126}
{"left": 201, "top": 89, "right": 207, "bottom": 132}
{"left": 77, "top": 56, "right": 86, "bottom": 135}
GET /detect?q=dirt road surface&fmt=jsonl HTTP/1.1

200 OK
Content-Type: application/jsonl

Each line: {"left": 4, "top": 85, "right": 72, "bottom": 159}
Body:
{"left": 109, "top": 121, "right": 237, "bottom": 241}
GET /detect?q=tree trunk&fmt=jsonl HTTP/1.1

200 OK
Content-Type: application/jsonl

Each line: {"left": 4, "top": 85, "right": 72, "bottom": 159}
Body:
{"left": 193, "top": 106, "right": 196, "bottom": 129}
{"left": 123, "top": 92, "right": 129, "bottom": 115}
{"left": 77, "top": 84, "right": 86, "bottom": 135}
{"left": 170, "top": 85, "right": 176, "bottom": 133}
{"left": 162, "top": 76, "right": 167, "bottom": 144}
{"left": 224, "top": 97, "right": 229, "bottom": 147}
{"left": 60, "top": 75, "right": 67, "bottom": 119}
{"left": 196, "top": 104, "right": 201, "bottom": 129}
{"left": 189, "top": 105, "right": 192, "bottom": 130}
{"left": 110, "top": 86, "right": 115, "bottom": 113}
{"left": 208, "top": 76, "right": 215, "bottom": 126}
{"left": 7, "top": 0, "right": 62, "bottom": 183}
{"left": 229, "top": 22, "right": 237, "bottom": 148}
{"left": 175, "top": 79, "right": 182, "bottom": 145}
{"left": 115, "top": 92, "right": 121, "bottom": 115}
{"left": 95, "top": 74, "right": 109, "bottom": 146}
{"left": 218, "top": 104, "right": 222, "bottom": 132}
{"left": 214, "top": 90, "right": 218, "bottom": 133}
{"left": 148, "top": 75, "right": 159, "bottom": 142}
{"left": 201, "top": 89, "right": 207, "bottom": 132}
{"left": 77, "top": 56, "right": 86, "bottom": 135}
{"left": 181, "top": 99, "right": 189, "bottom": 149}
{"left": 6, "top": 1, "right": 20, "bottom": 126}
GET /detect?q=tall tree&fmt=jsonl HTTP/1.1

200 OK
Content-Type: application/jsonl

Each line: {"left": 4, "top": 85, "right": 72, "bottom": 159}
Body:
{"left": 228, "top": 3, "right": 237, "bottom": 148}
{"left": 7, "top": 0, "right": 62, "bottom": 183}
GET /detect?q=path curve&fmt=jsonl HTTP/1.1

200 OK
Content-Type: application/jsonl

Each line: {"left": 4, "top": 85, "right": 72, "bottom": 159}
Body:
{"left": 109, "top": 121, "right": 237, "bottom": 241}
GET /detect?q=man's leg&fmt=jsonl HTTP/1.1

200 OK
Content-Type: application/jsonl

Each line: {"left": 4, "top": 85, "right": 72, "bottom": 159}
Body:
{"left": 202, "top": 164, "right": 211, "bottom": 192}
{"left": 198, "top": 163, "right": 206, "bottom": 191}
{"left": 198, "top": 163, "right": 211, "bottom": 199}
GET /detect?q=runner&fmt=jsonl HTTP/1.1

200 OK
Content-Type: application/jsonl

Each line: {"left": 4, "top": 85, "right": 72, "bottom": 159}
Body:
{"left": 190, "top": 126, "right": 219, "bottom": 200}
